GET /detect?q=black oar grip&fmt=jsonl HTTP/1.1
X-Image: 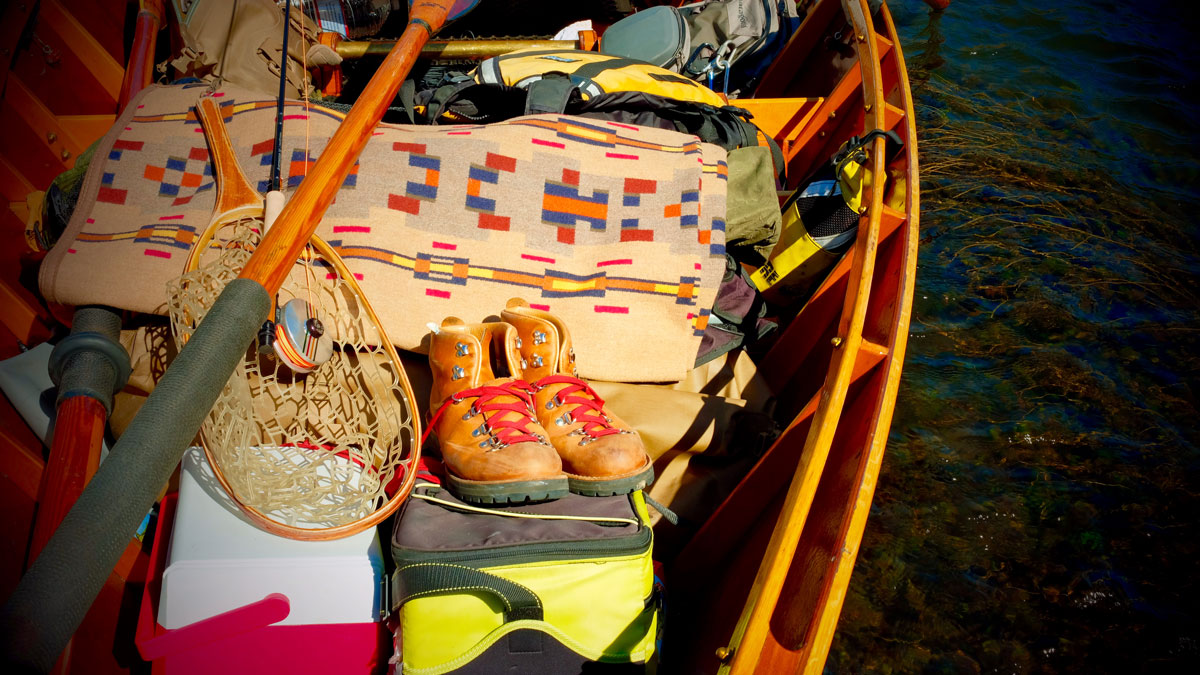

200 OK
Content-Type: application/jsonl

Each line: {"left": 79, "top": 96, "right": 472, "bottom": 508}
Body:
{"left": 0, "top": 278, "right": 270, "bottom": 673}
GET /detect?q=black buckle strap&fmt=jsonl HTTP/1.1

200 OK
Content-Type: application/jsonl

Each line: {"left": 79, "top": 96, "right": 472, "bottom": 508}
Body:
{"left": 831, "top": 128, "right": 904, "bottom": 167}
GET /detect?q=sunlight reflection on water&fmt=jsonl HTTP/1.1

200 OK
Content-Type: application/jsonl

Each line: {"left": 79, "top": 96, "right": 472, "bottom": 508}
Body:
{"left": 827, "top": 1, "right": 1200, "bottom": 672}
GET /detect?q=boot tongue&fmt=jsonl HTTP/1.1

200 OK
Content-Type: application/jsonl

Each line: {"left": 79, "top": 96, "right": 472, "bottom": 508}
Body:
{"left": 521, "top": 322, "right": 568, "bottom": 381}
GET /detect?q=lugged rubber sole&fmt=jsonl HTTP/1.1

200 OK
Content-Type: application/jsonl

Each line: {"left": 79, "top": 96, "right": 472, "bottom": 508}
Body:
{"left": 567, "top": 461, "right": 655, "bottom": 497}
{"left": 444, "top": 473, "right": 570, "bottom": 504}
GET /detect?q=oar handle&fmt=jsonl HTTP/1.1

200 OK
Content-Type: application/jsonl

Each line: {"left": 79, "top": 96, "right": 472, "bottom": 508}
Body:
{"left": 0, "top": 280, "right": 271, "bottom": 673}
{"left": 240, "top": 0, "right": 457, "bottom": 296}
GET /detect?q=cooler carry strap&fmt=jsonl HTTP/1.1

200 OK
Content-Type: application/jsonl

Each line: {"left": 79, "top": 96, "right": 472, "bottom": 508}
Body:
{"left": 391, "top": 563, "right": 544, "bottom": 622}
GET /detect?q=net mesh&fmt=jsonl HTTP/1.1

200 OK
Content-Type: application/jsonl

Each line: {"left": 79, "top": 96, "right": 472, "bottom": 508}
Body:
{"left": 167, "top": 218, "right": 417, "bottom": 530}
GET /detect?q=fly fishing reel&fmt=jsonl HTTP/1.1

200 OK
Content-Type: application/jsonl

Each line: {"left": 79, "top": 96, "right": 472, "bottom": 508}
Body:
{"left": 258, "top": 298, "right": 335, "bottom": 374}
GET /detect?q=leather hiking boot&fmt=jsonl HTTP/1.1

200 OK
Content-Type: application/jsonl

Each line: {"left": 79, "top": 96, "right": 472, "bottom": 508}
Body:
{"left": 427, "top": 317, "right": 568, "bottom": 504}
{"left": 501, "top": 299, "right": 654, "bottom": 497}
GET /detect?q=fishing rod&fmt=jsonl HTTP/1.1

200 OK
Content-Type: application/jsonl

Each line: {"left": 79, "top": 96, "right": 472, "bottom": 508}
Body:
{"left": 0, "top": 2, "right": 478, "bottom": 670}
{"left": 265, "top": 0, "right": 292, "bottom": 227}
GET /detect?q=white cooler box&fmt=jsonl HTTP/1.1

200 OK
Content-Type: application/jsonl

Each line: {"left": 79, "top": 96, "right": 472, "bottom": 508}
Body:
{"left": 136, "top": 447, "right": 388, "bottom": 673}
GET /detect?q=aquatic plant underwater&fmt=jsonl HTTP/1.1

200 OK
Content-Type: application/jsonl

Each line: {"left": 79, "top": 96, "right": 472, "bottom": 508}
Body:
{"left": 829, "top": 1, "right": 1200, "bottom": 672}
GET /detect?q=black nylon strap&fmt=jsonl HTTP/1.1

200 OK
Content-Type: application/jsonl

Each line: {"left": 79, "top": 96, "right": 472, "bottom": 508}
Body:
{"left": 392, "top": 563, "right": 544, "bottom": 622}
{"left": 424, "top": 80, "right": 475, "bottom": 122}
{"left": 570, "top": 56, "right": 652, "bottom": 82}
{"left": 396, "top": 79, "right": 418, "bottom": 124}
{"left": 833, "top": 128, "right": 905, "bottom": 166}
{"left": 524, "top": 73, "right": 576, "bottom": 115}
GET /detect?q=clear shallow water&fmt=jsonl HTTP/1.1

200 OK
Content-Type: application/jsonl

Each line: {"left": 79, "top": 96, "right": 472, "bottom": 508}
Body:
{"left": 828, "top": 1, "right": 1200, "bottom": 672}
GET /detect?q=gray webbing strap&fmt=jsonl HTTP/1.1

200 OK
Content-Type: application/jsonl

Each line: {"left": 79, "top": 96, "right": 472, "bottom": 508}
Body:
{"left": 392, "top": 562, "right": 543, "bottom": 622}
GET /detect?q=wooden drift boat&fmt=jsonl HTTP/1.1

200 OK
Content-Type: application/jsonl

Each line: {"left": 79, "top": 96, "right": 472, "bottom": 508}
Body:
{"left": 0, "top": 0, "right": 918, "bottom": 673}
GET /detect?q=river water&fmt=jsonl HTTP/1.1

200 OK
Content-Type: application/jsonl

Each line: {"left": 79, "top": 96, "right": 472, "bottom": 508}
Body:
{"left": 827, "top": 1, "right": 1200, "bottom": 672}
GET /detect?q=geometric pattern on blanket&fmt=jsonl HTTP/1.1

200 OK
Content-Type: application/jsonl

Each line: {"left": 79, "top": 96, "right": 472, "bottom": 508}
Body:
{"left": 39, "top": 83, "right": 729, "bottom": 382}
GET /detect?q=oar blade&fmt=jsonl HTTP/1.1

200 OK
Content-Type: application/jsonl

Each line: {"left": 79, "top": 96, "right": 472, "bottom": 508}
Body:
{"left": 408, "top": 0, "right": 480, "bottom": 25}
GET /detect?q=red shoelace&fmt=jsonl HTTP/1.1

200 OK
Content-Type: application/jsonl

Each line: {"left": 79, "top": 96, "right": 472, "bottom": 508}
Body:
{"left": 534, "top": 375, "right": 622, "bottom": 438}
{"left": 425, "top": 380, "right": 544, "bottom": 448}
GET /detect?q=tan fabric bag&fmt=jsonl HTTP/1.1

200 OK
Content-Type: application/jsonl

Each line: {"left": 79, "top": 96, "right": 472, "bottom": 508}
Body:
{"left": 167, "top": 0, "right": 325, "bottom": 99}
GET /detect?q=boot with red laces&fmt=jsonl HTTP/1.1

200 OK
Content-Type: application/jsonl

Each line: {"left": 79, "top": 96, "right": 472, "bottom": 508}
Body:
{"left": 427, "top": 317, "right": 568, "bottom": 503}
{"left": 501, "top": 299, "right": 654, "bottom": 496}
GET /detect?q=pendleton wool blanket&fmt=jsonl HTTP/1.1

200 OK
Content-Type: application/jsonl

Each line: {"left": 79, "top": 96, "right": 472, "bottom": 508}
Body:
{"left": 40, "top": 83, "right": 729, "bottom": 382}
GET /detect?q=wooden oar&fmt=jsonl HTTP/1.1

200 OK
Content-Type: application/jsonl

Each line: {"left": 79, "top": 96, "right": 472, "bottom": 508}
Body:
{"left": 30, "top": 1, "right": 168, "bottom": 569}
{"left": 0, "top": 1, "right": 474, "bottom": 670}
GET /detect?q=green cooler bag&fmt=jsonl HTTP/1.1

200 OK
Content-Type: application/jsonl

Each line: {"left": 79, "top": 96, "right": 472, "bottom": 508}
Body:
{"left": 389, "top": 482, "right": 657, "bottom": 674}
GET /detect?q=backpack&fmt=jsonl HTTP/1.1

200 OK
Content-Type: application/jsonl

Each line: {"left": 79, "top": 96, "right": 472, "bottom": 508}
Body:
{"left": 408, "top": 78, "right": 784, "bottom": 175}
{"left": 167, "top": 0, "right": 323, "bottom": 99}
{"left": 600, "top": 1, "right": 803, "bottom": 96}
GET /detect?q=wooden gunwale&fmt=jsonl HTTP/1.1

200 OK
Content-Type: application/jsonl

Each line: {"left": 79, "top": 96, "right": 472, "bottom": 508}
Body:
{"left": 718, "top": 1, "right": 919, "bottom": 671}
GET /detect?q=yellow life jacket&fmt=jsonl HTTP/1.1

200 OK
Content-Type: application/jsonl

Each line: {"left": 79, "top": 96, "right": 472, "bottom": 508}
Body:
{"left": 474, "top": 48, "right": 727, "bottom": 108}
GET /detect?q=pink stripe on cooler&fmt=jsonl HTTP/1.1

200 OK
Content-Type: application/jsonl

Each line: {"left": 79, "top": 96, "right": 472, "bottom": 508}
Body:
{"left": 447, "top": 131, "right": 473, "bottom": 135}
{"left": 333, "top": 225, "right": 371, "bottom": 233}
{"left": 144, "top": 249, "right": 171, "bottom": 259}
{"left": 606, "top": 121, "right": 640, "bottom": 131}
{"left": 432, "top": 241, "right": 457, "bottom": 250}
{"left": 282, "top": 114, "right": 308, "bottom": 121}
{"left": 159, "top": 214, "right": 185, "bottom": 220}
{"left": 67, "top": 249, "right": 76, "bottom": 254}
{"left": 605, "top": 152, "right": 638, "bottom": 160}
{"left": 596, "top": 259, "right": 632, "bottom": 267}
{"left": 426, "top": 288, "right": 451, "bottom": 299}
{"left": 532, "top": 138, "right": 565, "bottom": 149}
{"left": 530, "top": 303, "right": 550, "bottom": 311}
{"left": 594, "top": 305, "right": 629, "bottom": 314}
{"left": 521, "top": 253, "right": 555, "bottom": 263}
